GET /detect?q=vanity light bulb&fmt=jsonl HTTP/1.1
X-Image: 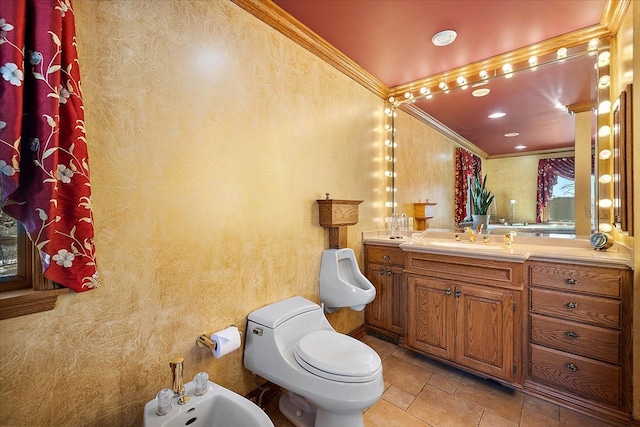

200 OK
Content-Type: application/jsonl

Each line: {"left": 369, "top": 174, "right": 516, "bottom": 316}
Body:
{"left": 528, "top": 56, "right": 538, "bottom": 67}
{"left": 598, "top": 125, "right": 611, "bottom": 137}
{"left": 598, "top": 75, "right": 610, "bottom": 88}
{"left": 385, "top": 139, "right": 391, "bottom": 146}
{"left": 599, "top": 223, "right": 613, "bottom": 233}
{"left": 388, "top": 96, "right": 395, "bottom": 103}
{"left": 598, "top": 100, "right": 611, "bottom": 114}
{"left": 438, "top": 82, "right": 448, "bottom": 90}
{"left": 599, "top": 149, "right": 612, "bottom": 160}
{"left": 599, "top": 198, "right": 613, "bottom": 209}
{"left": 384, "top": 107, "right": 392, "bottom": 115}
{"left": 598, "top": 174, "right": 612, "bottom": 184}
{"left": 598, "top": 51, "right": 610, "bottom": 67}
{"left": 556, "top": 47, "right": 567, "bottom": 60}
{"left": 456, "top": 76, "right": 466, "bottom": 85}
{"left": 479, "top": 70, "right": 489, "bottom": 79}
{"left": 404, "top": 92, "right": 412, "bottom": 99}
{"left": 588, "top": 38, "right": 599, "bottom": 51}
{"left": 385, "top": 124, "right": 392, "bottom": 131}
{"left": 419, "top": 87, "right": 428, "bottom": 95}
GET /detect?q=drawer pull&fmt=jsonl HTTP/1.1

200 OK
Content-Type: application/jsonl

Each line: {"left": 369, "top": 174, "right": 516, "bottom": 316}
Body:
{"left": 455, "top": 289, "right": 461, "bottom": 298}
{"left": 564, "top": 331, "right": 580, "bottom": 338}
{"left": 378, "top": 268, "right": 385, "bottom": 275}
{"left": 387, "top": 269, "right": 392, "bottom": 275}
{"left": 382, "top": 255, "right": 390, "bottom": 260}
{"left": 565, "top": 363, "right": 579, "bottom": 372}
{"left": 565, "top": 278, "right": 579, "bottom": 285}
{"left": 566, "top": 302, "right": 580, "bottom": 309}
{"left": 445, "top": 286, "right": 452, "bottom": 296}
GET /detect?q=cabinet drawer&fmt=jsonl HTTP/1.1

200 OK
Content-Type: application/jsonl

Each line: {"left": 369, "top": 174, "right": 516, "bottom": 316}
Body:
{"left": 530, "top": 344, "right": 620, "bottom": 406}
{"left": 529, "top": 263, "right": 620, "bottom": 297}
{"left": 530, "top": 314, "right": 620, "bottom": 364}
{"left": 530, "top": 288, "right": 620, "bottom": 329}
{"left": 366, "top": 246, "right": 404, "bottom": 266}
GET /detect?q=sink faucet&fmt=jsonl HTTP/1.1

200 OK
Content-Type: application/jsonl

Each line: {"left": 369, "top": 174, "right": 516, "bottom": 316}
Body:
{"left": 465, "top": 227, "right": 476, "bottom": 242}
{"left": 170, "top": 357, "right": 190, "bottom": 405}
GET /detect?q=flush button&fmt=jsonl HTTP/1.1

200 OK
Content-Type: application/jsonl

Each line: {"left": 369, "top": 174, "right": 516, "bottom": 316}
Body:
{"left": 253, "top": 327, "right": 263, "bottom": 336}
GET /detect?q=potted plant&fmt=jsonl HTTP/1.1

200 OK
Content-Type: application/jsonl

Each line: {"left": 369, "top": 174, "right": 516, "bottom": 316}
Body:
{"left": 470, "top": 174, "right": 494, "bottom": 229}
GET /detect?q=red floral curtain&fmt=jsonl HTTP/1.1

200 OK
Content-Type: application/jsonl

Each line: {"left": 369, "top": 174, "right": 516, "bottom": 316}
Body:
{"left": 454, "top": 148, "right": 481, "bottom": 224}
{"left": 0, "top": 0, "right": 98, "bottom": 292}
{"left": 535, "top": 157, "right": 575, "bottom": 223}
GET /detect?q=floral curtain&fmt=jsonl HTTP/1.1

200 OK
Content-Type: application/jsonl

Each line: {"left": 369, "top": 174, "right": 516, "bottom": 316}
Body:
{"left": 535, "top": 157, "right": 575, "bottom": 223}
{"left": 0, "top": 0, "right": 98, "bottom": 292}
{"left": 454, "top": 148, "right": 481, "bottom": 224}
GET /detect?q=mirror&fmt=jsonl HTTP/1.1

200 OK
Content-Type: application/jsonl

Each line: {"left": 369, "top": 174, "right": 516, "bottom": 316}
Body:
{"left": 612, "top": 83, "right": 634, "bottom": 235}
{"left": 388, "top": 39, "right": 602, "bottom": 237}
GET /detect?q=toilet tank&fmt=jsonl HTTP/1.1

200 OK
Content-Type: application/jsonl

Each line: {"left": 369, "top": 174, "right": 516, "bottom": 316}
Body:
{"left": 247, "top": 296, "right": 321, "bottom": 329}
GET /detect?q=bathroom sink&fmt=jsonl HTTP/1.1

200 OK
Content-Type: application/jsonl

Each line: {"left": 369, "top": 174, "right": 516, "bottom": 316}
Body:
{"left": 427, "top": 241, "right": 503, "bottom": 251}
{"left": 143, "top": 379, "right": 274, "bottom": 427}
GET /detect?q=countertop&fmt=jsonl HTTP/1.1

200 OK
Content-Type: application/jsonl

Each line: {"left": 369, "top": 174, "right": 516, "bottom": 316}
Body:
{"left": 363, "top": 230, "right": 633, "bottom": 269}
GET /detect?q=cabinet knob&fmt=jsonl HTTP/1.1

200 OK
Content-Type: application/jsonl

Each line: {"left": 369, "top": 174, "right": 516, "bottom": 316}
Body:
{"left": 565, "top": 331, "right": 580, "bottom": 338}
{"left": 445, "top": 287, "right": 452, "bottom": 296}
{"left": 565, "top": 278, "right": 579, "bottom": 285}
{"left": 565, "top": 363, "right": 579, "bottom": 372}
{"left": 387, "top": 269, "right": 392, "bottom": 275}
{"left": 566, "top": 302, "right": 579, "bottom": 309}
{"left": 378, "top": 268, "right": 385, "bottom": 275}
{"left": 455, "top": 289, "right": 461, "bottom": 298}
{"left": 382, "top": 255, "right": 390, "bottom": 260}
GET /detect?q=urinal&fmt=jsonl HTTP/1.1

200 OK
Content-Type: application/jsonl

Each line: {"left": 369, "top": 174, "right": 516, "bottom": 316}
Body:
{"left": 319, "top": 248, "right": 376, "bottom": 313}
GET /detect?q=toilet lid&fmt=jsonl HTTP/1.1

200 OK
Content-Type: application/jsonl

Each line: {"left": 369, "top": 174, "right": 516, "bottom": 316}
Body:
{"left": 294, "top": 330, "right": 382, "bottom": 383}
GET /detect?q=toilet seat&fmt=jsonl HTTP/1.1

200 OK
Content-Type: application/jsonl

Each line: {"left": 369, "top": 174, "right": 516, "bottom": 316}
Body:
{"left": 294, "top": 330, "right": 382, "bottom": 383}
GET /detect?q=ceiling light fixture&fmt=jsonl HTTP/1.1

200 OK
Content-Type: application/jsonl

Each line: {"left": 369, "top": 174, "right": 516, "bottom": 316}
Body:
{"left": 472, "top": 88, "right": 491, "bottom": 97}
{"left": 431, "top": 29, "right": 457, "bottom": 47}
{"left": 505, "top": 132, "right": 519, "bottom": 137}
{"left": 514, "top": 145, "right": 527, "bottom": 150}
{"left": 488, "top": 112, "right": 505, "bottom": 119}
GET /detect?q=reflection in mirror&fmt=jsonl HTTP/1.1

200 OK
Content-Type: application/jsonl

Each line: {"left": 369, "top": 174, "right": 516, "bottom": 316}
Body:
{"left": 612, "top": 83, "right": 634, "bottom": 235}
{"left": 387, "top": 39, "right": 605, "bottom": 238}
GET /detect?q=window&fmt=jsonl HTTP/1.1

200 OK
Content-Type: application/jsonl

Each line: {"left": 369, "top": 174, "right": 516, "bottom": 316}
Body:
{"left": 548, "top": 176, "right": 575, "bottom": 221}
{"left": 0, "top": 191, "right": 66, "bottom": 320}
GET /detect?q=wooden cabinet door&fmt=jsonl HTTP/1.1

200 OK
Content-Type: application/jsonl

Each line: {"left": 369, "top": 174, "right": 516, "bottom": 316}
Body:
{"left": 388, "top": 266, "right": 405, "bottom": 336}
{"left": 365, "top": 262, "right": 386, "bottom": 329}
{"left": 455, "top": 285, "right": 514, "bottom": 381}
{"left": 407, "top": 276, "right": 454, "bottom": 360}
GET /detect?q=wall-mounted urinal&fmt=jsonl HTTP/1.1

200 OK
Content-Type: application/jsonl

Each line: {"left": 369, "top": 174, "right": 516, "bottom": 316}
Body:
{"left": 319, "top": 248, "right": 376, "bottom": 313}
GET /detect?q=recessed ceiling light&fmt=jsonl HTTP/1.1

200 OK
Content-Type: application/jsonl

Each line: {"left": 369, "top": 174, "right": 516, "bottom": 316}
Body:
{"left": 472, "top": 88, "right": 491, "bottom": 97}
{"left": 515, "top": 145, "right": 527, "bottom": 150}
{"left": 488, "top": 112, "right": 506, "bottom": 119}
{"left": 505, "top": 132, "right": 520, "bottom": 137}
{"left": 432, "top": 30, "right": 457, "bottom": 47}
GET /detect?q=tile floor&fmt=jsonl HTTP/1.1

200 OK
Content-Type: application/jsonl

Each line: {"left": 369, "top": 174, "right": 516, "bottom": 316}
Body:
{"left": 263, "top": 335, "right": 623, "bottom": 427}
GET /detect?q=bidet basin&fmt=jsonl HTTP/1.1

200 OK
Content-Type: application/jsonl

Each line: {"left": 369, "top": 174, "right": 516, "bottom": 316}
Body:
{"left": 143, "top": 380, "right": 274, "bottom": 427}
{"left": 428, "top": 241, "right": 503, "bottom": 251}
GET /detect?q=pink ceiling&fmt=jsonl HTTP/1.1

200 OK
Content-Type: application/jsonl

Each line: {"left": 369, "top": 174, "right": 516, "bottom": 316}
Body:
{"left": 273, "top": 0, "right": 607, "bottom": 156}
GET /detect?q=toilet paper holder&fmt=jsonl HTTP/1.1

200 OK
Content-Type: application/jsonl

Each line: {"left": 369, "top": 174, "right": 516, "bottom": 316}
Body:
{"left": 196, "top": 325, "right": 243, "bottom": 351}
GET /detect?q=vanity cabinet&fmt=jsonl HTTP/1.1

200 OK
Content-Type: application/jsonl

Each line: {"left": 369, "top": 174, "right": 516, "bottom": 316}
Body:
{"left": 525, "top": 261, "right": 632, "bottom": 420}
{"left": 405, "top": 252, "right": 523, "bottom": 383}
{"left": 364, "top": 245, "right": 406, "bottom": 340}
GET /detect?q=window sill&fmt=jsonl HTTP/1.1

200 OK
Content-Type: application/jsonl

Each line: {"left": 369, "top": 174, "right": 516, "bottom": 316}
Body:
{"left": 0, "top": 288, "right": 69, "bottom": 320}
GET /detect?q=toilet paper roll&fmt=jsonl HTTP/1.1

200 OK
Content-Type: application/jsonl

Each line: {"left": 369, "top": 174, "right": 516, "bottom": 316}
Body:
{"left": 211, "top": 326, "right": 241, "bottom": 358}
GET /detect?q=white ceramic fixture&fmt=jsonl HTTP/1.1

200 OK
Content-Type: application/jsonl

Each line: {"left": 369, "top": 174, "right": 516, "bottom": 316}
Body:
{"left": 319, "top": 248, "right": 376, "bottom": 313}
{"left": 244, "top": 296, "right": 383, "bottom": 427}
{"left": 143, "top": 379, "right": 274, "bottom": 427}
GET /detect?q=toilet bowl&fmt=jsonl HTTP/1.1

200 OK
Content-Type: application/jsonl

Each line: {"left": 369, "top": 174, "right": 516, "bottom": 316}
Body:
{"left": 319, "top": 248, "right": 376, "bottom": 313}
{"left": 244, "top": 296, "right": 383, "bottom": 427}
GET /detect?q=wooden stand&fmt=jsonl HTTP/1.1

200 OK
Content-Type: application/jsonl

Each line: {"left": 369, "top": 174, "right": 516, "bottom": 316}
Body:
{"left": 413, "top": 201, "right": 437, "bottom": 231}
{"left": 317, "top": 194, "right": 363, "bottom": 249}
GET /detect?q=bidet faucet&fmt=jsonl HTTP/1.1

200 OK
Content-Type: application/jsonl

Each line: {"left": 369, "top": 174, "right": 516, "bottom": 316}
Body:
{"left": 169, "top": 357, "right": 190, "bottom": 404}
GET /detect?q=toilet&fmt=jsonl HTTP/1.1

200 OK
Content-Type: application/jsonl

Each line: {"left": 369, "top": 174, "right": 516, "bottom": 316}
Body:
{"left": 319, "top": 248, "right": 376, "bottom": 313}
{"left": 244, "top": 296, "right": 383, "bottom": 427}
